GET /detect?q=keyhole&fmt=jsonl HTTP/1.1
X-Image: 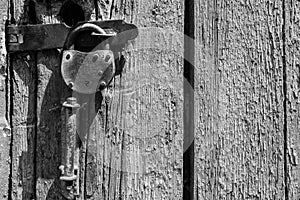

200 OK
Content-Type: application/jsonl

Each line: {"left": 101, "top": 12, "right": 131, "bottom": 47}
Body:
{"left": 59, "top": 0, "right": 85, "bottom": 27}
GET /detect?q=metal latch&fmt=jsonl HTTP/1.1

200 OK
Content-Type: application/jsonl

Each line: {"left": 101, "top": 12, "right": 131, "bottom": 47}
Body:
{"left": 6, "top": 19, "right": 138, "bottom": 199}
{"left": 58, "top": 21, "right": 138, "bottom": 199}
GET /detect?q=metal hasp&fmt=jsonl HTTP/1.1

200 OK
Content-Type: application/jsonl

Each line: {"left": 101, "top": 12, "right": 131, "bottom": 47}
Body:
{"left": 5, "top": 20, "right": 138, "bottom": 52}
{"left": 59, "top": 97, "right": 80, "bottom": 199}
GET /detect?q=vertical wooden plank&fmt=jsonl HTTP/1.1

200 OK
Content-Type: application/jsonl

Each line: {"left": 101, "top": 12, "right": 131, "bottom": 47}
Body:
{"left": 34, "top": 25, "right": 88, "bottom": 200}
{"left": 194, "top": 0, "right": 217, "bottom": 199}
{"left": 9, "top": 0, "right": 37, "bottom": 198}
{"left": 10, "top": 52, "right": 37, "bottom": 200}
{"left": 34, "top": 1, "right": 97, "bottom": 199}
{"left": 0, "top": 0, "right": 11, "bottom": 199}
{"left": 36, "top": 50, "right": 66, "bottom": 199}
{"left": 195, "top": 0, "right": 286, "bottom": 199}
{"left": 285, "top": 0, "right": 300, "bottom": 199}
{"left": 85, "top": 0, "right": 184, "bottom": 199}
{"left": 33, "top": 1, "right": 89, "bottom": 199}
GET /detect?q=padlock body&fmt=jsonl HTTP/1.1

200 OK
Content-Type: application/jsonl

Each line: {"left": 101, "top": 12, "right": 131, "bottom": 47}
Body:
{"left": 61, "top": 49, "right": 115, "bottom": 94}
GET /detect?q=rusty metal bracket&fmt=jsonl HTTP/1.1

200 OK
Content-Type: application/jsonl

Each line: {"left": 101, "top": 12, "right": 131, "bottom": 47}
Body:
{"left": 60, "top": 97, "right": 80, "bottom": 199}
{"left": 5, "top": 20, "right": 138, "bottom": 52}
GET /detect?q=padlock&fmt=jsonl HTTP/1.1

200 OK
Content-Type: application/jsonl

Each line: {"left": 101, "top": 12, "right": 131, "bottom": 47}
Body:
{"left": 61, "top": 23, "right": 116, "bottom": 94}
{"left": 59, "top": 23, "right": 118, "bottom": 199}
{"left": 59, "top": 21, "right": 137, "bottom": 199}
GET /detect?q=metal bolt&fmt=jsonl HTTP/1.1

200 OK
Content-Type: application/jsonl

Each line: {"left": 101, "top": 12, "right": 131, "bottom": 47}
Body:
{"left": 99, "top": 81, "right": 107, "bottom": 88}
{"left": 68, "top": 82, "right": 74, "bottom": 88}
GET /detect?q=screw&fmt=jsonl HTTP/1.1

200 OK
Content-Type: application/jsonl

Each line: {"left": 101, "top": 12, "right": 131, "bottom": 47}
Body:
{"left": 100, "top": 81, "right": 107, "bottom": 88}
{"left": 68, "top": 82, "right": 74, "bottom": 88}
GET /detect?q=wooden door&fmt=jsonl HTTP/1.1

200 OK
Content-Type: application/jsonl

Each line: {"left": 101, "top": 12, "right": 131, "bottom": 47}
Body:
{"left": 6, "top": 0, "right": 184, "bottom": 199}
{"left": 3, "top": 0, "right": 300, "bottom": 200}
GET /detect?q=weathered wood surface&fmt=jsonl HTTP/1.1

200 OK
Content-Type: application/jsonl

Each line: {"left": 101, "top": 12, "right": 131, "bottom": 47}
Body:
{"left": 195, "top": 0, "right": 286, "bottom": 199}
{"left": 7, "top": 0, "right": 300, "bottom": 199}
{"left": 0, "top": 0, "right": 10, "bottom": 199}
{"left": 34, "top": 2, "right": 88, "bottom": 199}
{"left": 10, "top": 52, "right": 37, "bottom": 200}
{"left": 36, "top": 50, "right": 70, "bottom": 199}
{"left": 9, "top": 0, "right": 184, "bottom": 199}
{"left": 85, "top": 0, "right": 184, "bottom": 199}
{"left": 285, "top": 0, "right": 300, "bottom": 199}
{"left": 9, "top": 0, "right": 38, "bottom": 199}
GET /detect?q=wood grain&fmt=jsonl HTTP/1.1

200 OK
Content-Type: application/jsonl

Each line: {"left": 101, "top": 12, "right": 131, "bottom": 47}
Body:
{"left": 10, "top": 52, "right": 37, "bottom": 199}
{"left": 285, "top": 0, "right": 300, "bottom": 199}
{"left": 0, "top": 0, "right": 10, "bottom": 199}
{"left": 195, "top": 0, "right": 286, "bottom": 199}
{"left": 9, "top": 0, "right": 38, "bottom": 198}
{"left": 33, "top": 1, "right": 92, "bottom": 199}
{"left": 82, "top": 0, "right": 184, "bottom": 199}
{"left": 9, "top": 0, "right": 300, "bottom": 199}
{"left": 35, "top": 50, "right": 69, "bottom": 200}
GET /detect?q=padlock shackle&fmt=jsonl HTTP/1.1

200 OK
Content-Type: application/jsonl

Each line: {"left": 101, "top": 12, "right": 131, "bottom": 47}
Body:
{"left": 64, "top": 23, "right": 108, "bottom": 50}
